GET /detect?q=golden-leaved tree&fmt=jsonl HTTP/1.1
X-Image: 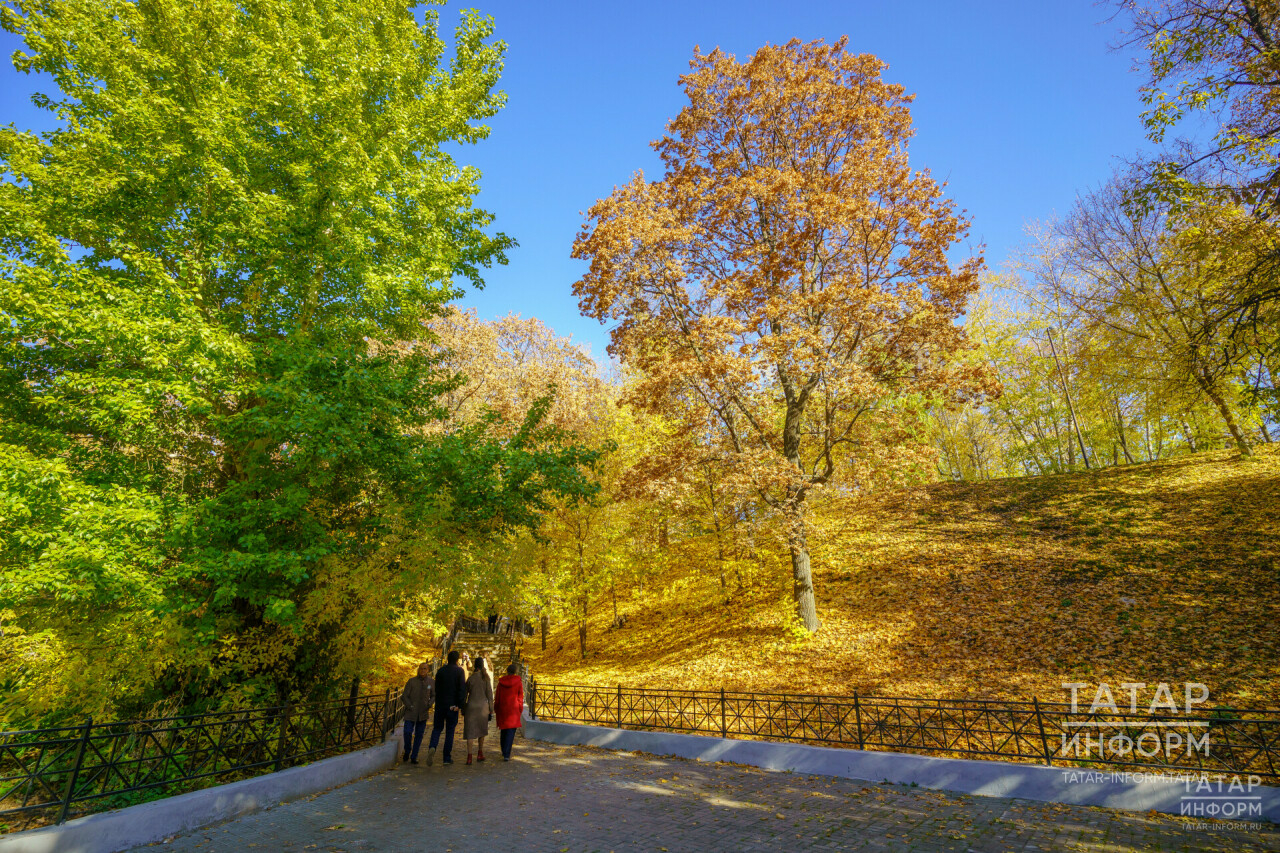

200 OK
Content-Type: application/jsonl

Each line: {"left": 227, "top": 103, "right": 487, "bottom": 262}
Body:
{"left": 1051, "top": 177, "right": 1271, "bottom": 456}
{"left": 412, "top": 308, "right": 613, "bottom": 612}
{"left": 573, "top": 39, "right": 993, "bottom": 632}
{"left": 428, "top": 308, "right": 606, "bottom": 437}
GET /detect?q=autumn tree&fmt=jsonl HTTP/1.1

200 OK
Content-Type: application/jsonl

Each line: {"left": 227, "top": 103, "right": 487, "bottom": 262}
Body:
{"left": 516, "top": 395, "right": 649, "bottom": 662}
{"left": 408, "top": 309, "right": 616, "bottom": 625}
{"left": 428, "top": 308, "right": 606, "bottom": 437}
{"left": 1050, "top": 176, "right": 1265, "bottom": 456}
{"left": 1117, "top": 0, "right": 1280, "bottom": 379}
{"left": 573, "top": 39, "right": 992, "bottom": 632}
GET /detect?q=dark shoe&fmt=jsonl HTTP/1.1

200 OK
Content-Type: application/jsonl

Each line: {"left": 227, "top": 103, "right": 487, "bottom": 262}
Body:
{"left": 402, "top": 753, "right": 409, "bottom": 762}
{"left": 410, "top": 758, "right": 419, "bottom": 764}
{"left": 442, "top": 758, "right": 453, "bottom": 765}
{"left": 425, "top": 748, "right": 435, "bottom": 766}
{"left": 503, "top": 756, "right": 510, "bottom": 762}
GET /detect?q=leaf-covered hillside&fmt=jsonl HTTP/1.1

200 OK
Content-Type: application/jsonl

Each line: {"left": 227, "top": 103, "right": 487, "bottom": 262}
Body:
{"left": 524, "top": 447, "right": 1280, "bottom": 708}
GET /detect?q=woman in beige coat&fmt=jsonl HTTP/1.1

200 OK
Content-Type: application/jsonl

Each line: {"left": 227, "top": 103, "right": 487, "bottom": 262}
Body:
{"left": 462, "top": 657, "right": 493, "bottom": 764}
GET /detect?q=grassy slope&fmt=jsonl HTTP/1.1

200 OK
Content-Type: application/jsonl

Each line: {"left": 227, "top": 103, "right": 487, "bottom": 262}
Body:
{"left": 524, "top": 446, "right": 1280, "bottom": 708}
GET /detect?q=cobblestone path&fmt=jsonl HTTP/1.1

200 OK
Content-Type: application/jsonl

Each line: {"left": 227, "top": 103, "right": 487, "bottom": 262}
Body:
{"left": 144, "top": 740, "right": 1278, "bottom": 852}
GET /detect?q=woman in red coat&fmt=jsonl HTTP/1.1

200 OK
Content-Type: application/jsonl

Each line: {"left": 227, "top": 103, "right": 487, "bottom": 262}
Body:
{"left": 494, "top": 663, "right": 525, "bottom": 761}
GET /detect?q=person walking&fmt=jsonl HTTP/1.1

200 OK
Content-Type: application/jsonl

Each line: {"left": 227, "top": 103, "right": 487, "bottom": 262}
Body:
{"left": 426, "top": 650, "right": 466, "bottom": 766}
{"left": 462, "top": 657, "right": 493, "bottom": 764}
{"left": 494, "top": 663, "right": 524, "bottom": 761}
{"left": 400, "top": 662, "right": 435, "bottom": 764}
{"left": 487, "top": 608, "right": 498, "bottom": 634}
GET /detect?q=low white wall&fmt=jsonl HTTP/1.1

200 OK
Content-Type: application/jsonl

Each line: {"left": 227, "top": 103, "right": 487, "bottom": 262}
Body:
{"left": 523, "top": 716, "right": 1280, "bottom": 824}
{"left": 0, "top": 729, "right": 401, "bottom": 853}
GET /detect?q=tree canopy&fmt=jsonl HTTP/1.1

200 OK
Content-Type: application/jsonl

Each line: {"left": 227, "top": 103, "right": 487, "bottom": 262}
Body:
{"left": 0, "top": 0, "right": 603, "bottom": 723}
{"left": 573, "top": 39, "right": 993, "bottom": 632}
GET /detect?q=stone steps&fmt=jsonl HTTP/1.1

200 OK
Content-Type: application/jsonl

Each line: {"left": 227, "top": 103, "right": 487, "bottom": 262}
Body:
{"left": 449, "top": 630, "right": 520, "bottom": 667}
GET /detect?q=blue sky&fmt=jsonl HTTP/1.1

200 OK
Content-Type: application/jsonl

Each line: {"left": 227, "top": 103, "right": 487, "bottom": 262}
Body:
{"left": 1, "top": 1, "right": 1154, "bottom": 361}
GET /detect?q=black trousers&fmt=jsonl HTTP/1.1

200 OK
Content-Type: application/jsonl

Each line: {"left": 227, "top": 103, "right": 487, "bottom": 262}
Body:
{"left": 428, "top": 707, "right": 459, "bottom": 759}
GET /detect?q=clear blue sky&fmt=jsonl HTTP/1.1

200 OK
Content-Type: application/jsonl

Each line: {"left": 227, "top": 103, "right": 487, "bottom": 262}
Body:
{"left": 1, "top": 1, "right": 1153, "bottom": 361}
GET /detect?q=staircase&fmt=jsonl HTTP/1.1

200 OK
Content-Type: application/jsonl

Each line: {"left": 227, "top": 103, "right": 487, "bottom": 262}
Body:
{"left": 451, "top": 629, "right": 521, "bottom": 668}
{"left": 429, "top": 616, "right": 536, "bottom": 713}
{"left": 430, "top": 617, "right": 524, "bottom": 674}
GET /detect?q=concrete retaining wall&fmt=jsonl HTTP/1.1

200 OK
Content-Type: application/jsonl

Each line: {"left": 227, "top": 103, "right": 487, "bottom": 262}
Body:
{"left": 0, "top": 730, "right": 401, "bottom": 853}
{"left": 524, "top": 717, "right": 1280, "bottom": 824}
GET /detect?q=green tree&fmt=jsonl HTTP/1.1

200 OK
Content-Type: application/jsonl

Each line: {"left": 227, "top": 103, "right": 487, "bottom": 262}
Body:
{"left": 1118, "top": 0, "right": 1280, "bottom": 402}
{"left": 0, "top": 0, "right": 599, "bottom": 722}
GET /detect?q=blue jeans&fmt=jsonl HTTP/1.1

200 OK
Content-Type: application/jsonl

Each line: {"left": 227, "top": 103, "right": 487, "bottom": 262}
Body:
{"left": 402, "top": 719, "right": 427, "bottom": 760}
{"left": 428, "top": 707, "right": 459, "bottom": 760}
{"left": 499, "top": 727, "right": 517, "bottom": 758}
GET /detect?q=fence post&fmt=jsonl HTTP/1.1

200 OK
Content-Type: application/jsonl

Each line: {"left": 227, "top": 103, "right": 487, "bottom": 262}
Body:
{"left": 1033, "top": 697, "right": 1053, "bottom": 766}
{"left": 720, "top": 688, "right": 727, "bottom": 739}
{"left": 853, "top": 693, "right": 864, "bottom": 750}
{"left": 530, "top": 678, "right": 537, "bottom": 720}
{"left": 57, "top": 717, "right": 92, "bottom": 825}
{"left": 273, "top": 705, "right": 293, "bottom": 772}
{"left": 380, "top": 688, "right": 392, "bottom": 742}
{"left": 616, "top": 684, "right": 622, "bottom": 729}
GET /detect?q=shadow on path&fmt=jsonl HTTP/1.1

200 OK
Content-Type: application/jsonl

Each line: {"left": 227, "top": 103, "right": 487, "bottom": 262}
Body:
{"left": 139, "top": 740, "right": 1278, "bottom": 852}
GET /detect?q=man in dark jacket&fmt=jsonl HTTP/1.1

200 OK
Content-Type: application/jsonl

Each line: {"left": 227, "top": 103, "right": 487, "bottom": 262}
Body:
{"left": 426, "top": 650, "right": 466, "bottom": 765}
{"left": 400, "top": 662, "right": 435, "bottom": 764}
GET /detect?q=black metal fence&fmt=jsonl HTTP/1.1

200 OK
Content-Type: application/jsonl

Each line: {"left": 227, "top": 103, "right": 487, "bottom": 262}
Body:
{"left": 456, "top": 615, "right": 488, "bottom": 634}
{"left": 1, "top": 690, "right": 404, "bottom": 831}
{"left": 531, "top": 683, "right": 1280, "bottom": 782}
{"left": 455, "top": 614, "right": 535, "bottom": 639}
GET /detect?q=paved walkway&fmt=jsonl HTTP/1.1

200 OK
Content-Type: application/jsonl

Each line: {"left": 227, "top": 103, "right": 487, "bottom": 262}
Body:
{"left": 143, "top": 740, "right": 1278, "bottom": 852}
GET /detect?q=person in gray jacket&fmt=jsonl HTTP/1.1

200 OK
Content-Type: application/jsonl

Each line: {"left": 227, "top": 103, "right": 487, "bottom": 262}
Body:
{"left": 401, "top": 662, "right": 435, "bottom": 764}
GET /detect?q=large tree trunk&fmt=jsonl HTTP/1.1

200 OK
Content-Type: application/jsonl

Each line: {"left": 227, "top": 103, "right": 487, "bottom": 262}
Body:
{"left": 1197, "top": 371, "right": 1252, "bottom": 457}
{"left": 780, "top": 393, "right": 820, "bottom": 632}
{"left": 785, "top": 501, "right": 820, "bottom": 633}
{"left": 1180, "top": 418, "right": 1197, "bottom": 451}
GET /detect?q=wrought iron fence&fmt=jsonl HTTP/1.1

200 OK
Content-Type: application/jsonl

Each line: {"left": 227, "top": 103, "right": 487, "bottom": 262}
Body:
{"left": 453, "top": 614, "right": 534, "bottom": 639}
{"left": 1, "top": 690, "right": 404, "bottom": 831}
{"left": 457, "top": 615, "right": 489, "bottom": 633}
{"left": 530, "top": 683, "right": 1280, "bottom": 782}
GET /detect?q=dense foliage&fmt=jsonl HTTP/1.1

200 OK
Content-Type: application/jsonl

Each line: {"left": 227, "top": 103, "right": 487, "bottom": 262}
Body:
{"left": 0, "top": 0, "right": 604, "bottom": 724}
{"left": 3, "top": 0, "right": 1275, "bottom": 732}
{"left": 573, "top": 39, "right": 993, "bottom": 633}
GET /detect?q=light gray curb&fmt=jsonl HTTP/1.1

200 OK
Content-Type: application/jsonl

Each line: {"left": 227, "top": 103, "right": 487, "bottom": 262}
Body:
{"left": 524, "top": 716, "right": 1280, "bottom": 824}
{"left": 0, "top": 729, "right": 401, "bottom": 853}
